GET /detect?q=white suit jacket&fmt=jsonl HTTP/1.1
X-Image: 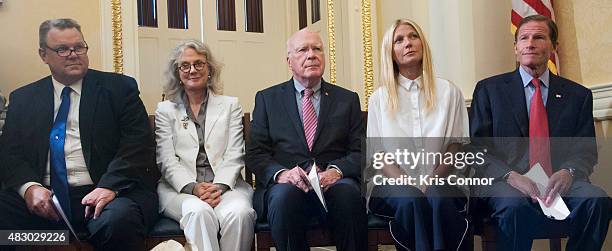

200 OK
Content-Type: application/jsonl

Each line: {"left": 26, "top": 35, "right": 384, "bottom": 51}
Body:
{"left": 155, "top": 92, "right": 249, "bottom": 212}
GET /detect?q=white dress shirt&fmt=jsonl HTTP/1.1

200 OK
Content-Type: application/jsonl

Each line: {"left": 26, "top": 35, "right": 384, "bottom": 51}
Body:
{"left": 18, "top": 77, "right": 93, "bottom": 198}
{"left": 366, "top": 75, "right": 469, "bottom": 199}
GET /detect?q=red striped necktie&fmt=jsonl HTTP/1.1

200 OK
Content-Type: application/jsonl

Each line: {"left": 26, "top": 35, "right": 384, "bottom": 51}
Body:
{"left": 529, "top": 78, "right": 553, "bottom": 177}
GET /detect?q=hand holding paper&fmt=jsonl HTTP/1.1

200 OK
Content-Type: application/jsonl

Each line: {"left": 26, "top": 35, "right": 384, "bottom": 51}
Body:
{"left": 543, "top": 169, "right": 573, "bottom": 206}
{"left": 319, "top": 169, "right": 341, "bottom": 191}
{"left": 506, "top": 171, "right": 541, "bottom": 202}
{"left": 524, "top": 163, "right": 571, "bottom": 220}
{"left": 24, "top": 185, "right": 59, "bottom": 221}
{"left": 277, "top": 166, "right": 311, "bottom": 192}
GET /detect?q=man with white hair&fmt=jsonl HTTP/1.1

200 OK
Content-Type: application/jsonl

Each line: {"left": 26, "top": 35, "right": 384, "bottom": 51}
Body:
{"left": 247, "top": 29, "right": 368, "bottom": 251}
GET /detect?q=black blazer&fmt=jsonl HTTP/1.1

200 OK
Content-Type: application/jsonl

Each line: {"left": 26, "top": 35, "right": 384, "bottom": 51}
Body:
{"left": 246, "top": 79, "right": 364, "bottom": 214}
{"left": 469, "top": 69, "right": 596, "bottom": 182}
{"left": 0, "top": 69, "right": 160, "bottom": 195}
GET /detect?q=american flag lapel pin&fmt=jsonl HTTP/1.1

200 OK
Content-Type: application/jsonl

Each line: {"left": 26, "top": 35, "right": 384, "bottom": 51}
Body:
{"left": 555, "top": 94, "right": 562, "bottom": 99}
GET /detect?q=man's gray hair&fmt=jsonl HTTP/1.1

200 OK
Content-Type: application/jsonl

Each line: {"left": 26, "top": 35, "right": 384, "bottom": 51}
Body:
{"left": 39, "top": 18, "right": 82, "bottom": 48}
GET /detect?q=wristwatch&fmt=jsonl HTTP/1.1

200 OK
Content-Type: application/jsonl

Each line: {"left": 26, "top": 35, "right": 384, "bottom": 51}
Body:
{"left": 502, "top": 171, "right": 512, "bottom": 181}
{"left": 564, "top": 168, "right": 576, "bottom": 177}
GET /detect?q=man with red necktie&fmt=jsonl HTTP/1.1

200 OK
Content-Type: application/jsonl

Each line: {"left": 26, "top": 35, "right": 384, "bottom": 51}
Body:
{"left": 469, "top": 15, "right": 610, "bottom": 251}
{"left": 246, "top": 29, "right": 367, "bottom": 251}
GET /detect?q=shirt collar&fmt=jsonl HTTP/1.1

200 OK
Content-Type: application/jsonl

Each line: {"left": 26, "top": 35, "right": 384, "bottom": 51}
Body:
{"left": 519, "top": 66, "right": 550, "bottom": 88}
{"left": 181, "top": 89, "right": 209, "bottom": 106}
{"left": 52, "top": 77, "right": 82, "bottom": 97}
{"left": 294, "top": 78, "right": 321, "bottom": 96}
{"left": 398, "top": 73, "right": 422, "bottom": 91}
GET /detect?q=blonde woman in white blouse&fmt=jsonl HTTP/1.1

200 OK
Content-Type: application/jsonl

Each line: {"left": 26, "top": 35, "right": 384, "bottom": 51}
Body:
{"left": 367, "top": 19, "right": 470, "bottom": 251}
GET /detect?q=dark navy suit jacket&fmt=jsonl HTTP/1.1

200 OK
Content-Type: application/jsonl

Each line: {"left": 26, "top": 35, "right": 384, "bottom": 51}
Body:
{"left": 246, "top": 79, "right": 364, "bottom": 215}
{"left": 0, "top": 70, "right": 160, "bottom": 225}
{"left": 469, "top": 69, "right": 596, "bottom": 183}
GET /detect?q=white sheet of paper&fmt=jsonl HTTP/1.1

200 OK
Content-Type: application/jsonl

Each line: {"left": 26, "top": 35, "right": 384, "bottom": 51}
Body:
{"left": 307, "top": 162, "right": 328, "bottom": 212}
{"left": 523, "top": 163, "right": 571, "bottom": 220}
{"left": 52, "top": 194, "right": 81, "bottom": 242}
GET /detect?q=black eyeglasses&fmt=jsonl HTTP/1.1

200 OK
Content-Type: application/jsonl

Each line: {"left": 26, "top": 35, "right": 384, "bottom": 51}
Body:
{"left": 177, "top": 61, "right": 207, "bottom": 73}
{"left": 44, "top": 42, "right": 89, "bottom": 57}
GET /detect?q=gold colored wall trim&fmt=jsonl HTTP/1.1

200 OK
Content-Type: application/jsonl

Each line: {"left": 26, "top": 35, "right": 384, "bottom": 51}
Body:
{"left": 360, "top": 0, "right": 374, "bottom": 108}
{"left": 326, "top": 0, "right": 337, "bottom": 84}
{"left": 111, "top": 0, "right": 124, "bottom": 74}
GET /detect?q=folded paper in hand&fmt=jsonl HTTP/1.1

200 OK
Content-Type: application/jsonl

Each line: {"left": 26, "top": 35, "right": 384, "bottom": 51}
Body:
{"left": 307, "top": 162, "right": 328, "bottom": 212}
{"left": 52, "top": 194, "right": 81, "bottom": 242}
{"left": 524, "top": 163, "right": 571, "bottom": 220}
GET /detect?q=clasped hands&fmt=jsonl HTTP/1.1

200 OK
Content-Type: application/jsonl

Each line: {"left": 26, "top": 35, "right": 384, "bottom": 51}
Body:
{"left": 24, "top": 185, "right": 117, "bottom": 221}
{"left": 193, "top": 182, "right": 223, "bottom": 208}
{"left": 506, "top": 169, "right": 573, "bottom": 207}
{"left": 277, "top": 166, "right": 342, "bottom": 193}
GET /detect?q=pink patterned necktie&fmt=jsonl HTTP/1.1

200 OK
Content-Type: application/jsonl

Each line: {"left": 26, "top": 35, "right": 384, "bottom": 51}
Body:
{"left": 302, "top": 88, "right": 318, "bottom": 151}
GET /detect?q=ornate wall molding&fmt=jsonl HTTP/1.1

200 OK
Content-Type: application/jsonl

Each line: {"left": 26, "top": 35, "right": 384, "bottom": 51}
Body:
{"left": 111, "top": 0, "right": 124, "bottom": 74}
{"left": 360, "top": 0, "right": 374, "bottom": 108}
{"left": 326, "top": 0, "right": 337, "bottom": 84}
{"left": 591, "top": 83, "right": 612, "bottom": 121}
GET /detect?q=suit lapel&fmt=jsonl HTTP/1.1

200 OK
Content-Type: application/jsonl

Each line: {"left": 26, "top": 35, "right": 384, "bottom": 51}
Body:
{"left": 39, "top": 77, "right": 55, "bottom": 131}
{"left": 79, "top": 71, "right": 100, "bottom": 167}
{"left": 313, "top": 81, "right": 332, "bottom": 150}
{"left": 546, "top": 73, "right": 564, "bottom": 135}
{"left": 505, "top": 71, "right": 529, "bottom": 136}
{"left": 282, "top": 80, "right": 309, "bottom": 151}
{"left": 36, "top": 78, "right": 54, "bottom": 169}
{"left": 204, "top": 93, "right": 225, "bottom": 143}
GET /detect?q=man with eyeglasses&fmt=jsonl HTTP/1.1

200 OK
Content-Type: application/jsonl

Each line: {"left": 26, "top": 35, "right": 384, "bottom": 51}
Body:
{"left": 0, "top": 18, "right": 160, "bottom": 250}
{"left": 246, "top": 29, "right": 367, "bottom": 251}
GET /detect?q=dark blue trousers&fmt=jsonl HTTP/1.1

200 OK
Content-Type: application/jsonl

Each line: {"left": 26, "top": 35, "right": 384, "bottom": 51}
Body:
{"left": 481, "top": 181, "right": 611, "bottom": 251}
{"left": 369, "top": 185, "right": 470, "bottom": 251}
{"left": 0, "top": 185, "right": 157, "bottom": 250}
{"left": 263, "top": 178, "right": 367, "bottom": 251}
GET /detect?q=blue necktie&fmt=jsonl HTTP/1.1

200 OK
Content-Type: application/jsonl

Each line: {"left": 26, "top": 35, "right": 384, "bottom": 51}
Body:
{"left": 50, "top": 87, "right": 72, "bottom": 221}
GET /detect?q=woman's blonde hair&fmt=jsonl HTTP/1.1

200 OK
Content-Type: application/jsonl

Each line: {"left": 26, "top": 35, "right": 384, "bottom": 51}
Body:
{"left": 379, "top": 19, "right": 436, "bottom": 114}
{"left": 163, "top": 39, "right": 222, "bottom": 101}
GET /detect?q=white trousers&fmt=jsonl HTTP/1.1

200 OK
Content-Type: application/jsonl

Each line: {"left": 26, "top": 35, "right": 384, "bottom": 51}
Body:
{"left": 163, "top": 181, "right": 255, "bottom": 251}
